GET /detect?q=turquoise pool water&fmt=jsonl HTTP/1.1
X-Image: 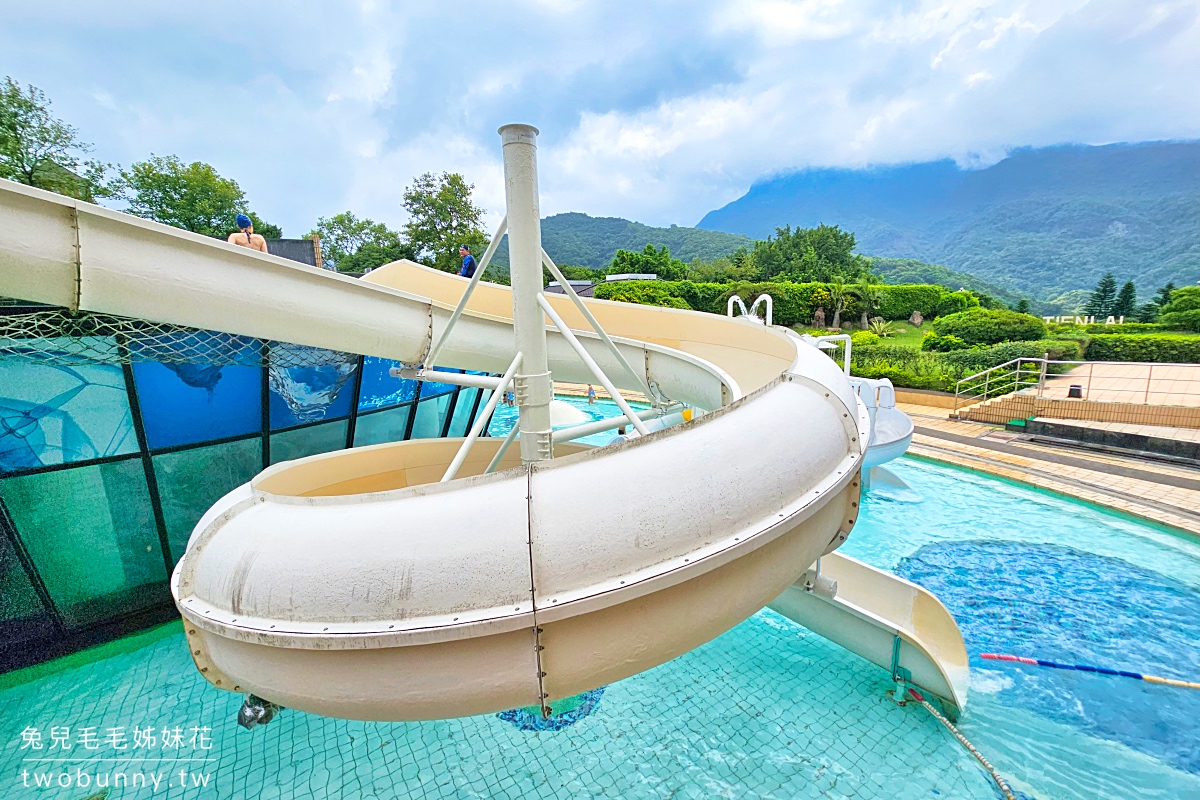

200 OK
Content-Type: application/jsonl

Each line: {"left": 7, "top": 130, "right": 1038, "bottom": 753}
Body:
{"left": 487, "top": 395, "right": 646, "bottom": 446}
{"left": 2, "top": 458, "right": 1199, "bottom": 798}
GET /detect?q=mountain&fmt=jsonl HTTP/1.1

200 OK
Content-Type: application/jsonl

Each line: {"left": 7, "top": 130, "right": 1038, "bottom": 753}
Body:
{"left": 698, "top": 141, "right": 1200, "bottom": 301}
{"left": 489, "top": 212, "right": 752, "bottom": 272}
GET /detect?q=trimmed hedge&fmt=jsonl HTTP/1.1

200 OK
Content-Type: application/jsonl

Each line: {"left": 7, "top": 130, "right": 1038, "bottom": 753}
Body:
{"left": 877, "top": 284, "right": 942, "bottom": 320}
{"left": 594, "top": 279, "right": 969, "bottom": 326}
{"left": 931, "top": 308, "right": 1046, "bottom": 345}
{"left": 1048, "top": 322, "right": 1169, "bottom": 335}
{"left": 1085, "top": 334, "right": 1200, "bottom": 363}
{"left": 599, "top": 284, "right": 691, "bottom": 309}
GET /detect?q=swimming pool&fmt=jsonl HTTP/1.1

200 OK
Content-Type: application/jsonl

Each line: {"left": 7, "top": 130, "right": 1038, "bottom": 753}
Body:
{"left": 1, "top": 457, "right": 1197, "bottom": 799}
{"left": 487, "top": 394, "right": 646, "bottom": 446}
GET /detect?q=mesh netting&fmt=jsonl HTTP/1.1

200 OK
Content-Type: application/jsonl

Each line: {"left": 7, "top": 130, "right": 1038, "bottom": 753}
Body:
{"left": 0, "top": 309, "right": 354, "bottom": 368}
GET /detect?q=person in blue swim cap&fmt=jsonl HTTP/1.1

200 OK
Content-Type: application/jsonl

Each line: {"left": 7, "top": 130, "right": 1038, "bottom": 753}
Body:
{"left": 228, "top": 213, "right": 268, "bottom": 253}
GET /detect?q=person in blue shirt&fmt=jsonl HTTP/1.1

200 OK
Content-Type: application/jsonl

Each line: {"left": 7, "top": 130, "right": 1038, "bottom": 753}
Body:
{"left": 458, "top": 245, "right": 478, "bottom": 278}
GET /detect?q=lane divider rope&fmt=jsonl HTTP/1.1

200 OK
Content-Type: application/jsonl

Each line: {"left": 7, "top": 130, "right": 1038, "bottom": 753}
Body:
{"left": 906, "top": 687, "right": 1016, "bottom": 800}
{"left": 981, "top": 653, "right": 1200, "bottom": 690}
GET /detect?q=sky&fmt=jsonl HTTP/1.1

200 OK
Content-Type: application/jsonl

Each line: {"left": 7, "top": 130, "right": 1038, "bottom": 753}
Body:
{"left": 2, "top": 0, "right": 1198, "bottom": 235}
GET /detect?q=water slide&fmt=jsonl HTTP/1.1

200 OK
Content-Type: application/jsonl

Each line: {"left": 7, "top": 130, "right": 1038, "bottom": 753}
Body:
{"left": 0, "top": 130, "right": 965, "bottom": 720}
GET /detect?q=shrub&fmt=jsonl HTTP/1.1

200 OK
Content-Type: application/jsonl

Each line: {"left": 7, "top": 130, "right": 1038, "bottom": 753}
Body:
{"left": 920, "top": 332, "right": 969, "bottom": 352}
{"left": 850, "top": 345, "right": 956, "bottom": 390}
{"left": 850, "top": 330, "right": 881, "bottom": 347}
{"left": 1084, "top": 334, "right": 1200, "bottom": 363}
{"left": 848, "top": 339, "right": 1085, "bottom": 391}
{"left": 1158, "top": 286, "right": 1200, "bottom": 315}
{"left": 867, "top": 318, "right": 897, "bottom": 337}
{"left": 1157, "top": 309, "right": 1200, "bottom": 333}
{"left": 931, "top": 307, "right": 1047, "bottom": 346}
{"left": 935, "top": 290, "right": 979, "bottom": 317}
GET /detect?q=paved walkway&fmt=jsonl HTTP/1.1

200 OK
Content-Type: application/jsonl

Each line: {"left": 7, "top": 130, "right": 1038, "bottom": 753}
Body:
{"left": 896, "top": 401, "right": 1200, "bottom": 537}
{"left": 1041, "top": 362, "right": 1200, "bottom": 406}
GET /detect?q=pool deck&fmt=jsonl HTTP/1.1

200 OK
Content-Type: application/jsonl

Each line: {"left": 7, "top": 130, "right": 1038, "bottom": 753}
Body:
{"left": 899, "top": 400, "right": 1200, "bottom": 537}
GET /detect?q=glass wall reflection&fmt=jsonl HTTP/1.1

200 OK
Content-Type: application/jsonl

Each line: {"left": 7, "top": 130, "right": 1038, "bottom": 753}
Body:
{"left": 0, "top": 331, "right": 491, "bottom": 671}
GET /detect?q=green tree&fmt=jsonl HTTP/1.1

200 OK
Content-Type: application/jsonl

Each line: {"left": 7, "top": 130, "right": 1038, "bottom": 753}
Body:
{"left": 609, "top": 244, "right": 687, "bottom": 281}
{"left": 0, "top": 77, "right": 114, "bottom": 200}
{"left": 751, "top": 223, "right": 868, "bottom": 283}
{"left": 854, "top": 278, "right": 882, "bottom": 329}
{"left": 307, "top": 211, "right": 412, "bottom": 272}
{"left": 1155, "top": 283, "right": 1177, "bottom": 307}
{"left": 1082, "top": 272, "right": 1118, "bottom": 317}
{"left": 119, "top": 155, "right": 280, "bottom": 238}
{"left": 1013, "top": 298, "right": 1030, "bottom": 314}
{"left": 402, "top": 172, "right": 487, "bottom": 273}
{"left": 828, "top": 277, "right": 851, "bottom": 329}
{"left": 1112, "top": 280, "right": 1137, "bottom": 318}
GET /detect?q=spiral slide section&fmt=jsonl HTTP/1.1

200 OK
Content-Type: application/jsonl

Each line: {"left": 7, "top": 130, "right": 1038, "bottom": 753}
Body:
{"left": 0, "top": 163, "right": 962, "bottom": 721}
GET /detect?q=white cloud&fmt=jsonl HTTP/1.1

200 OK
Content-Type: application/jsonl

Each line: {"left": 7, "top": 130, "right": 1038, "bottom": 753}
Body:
{"left": 0, "top": 0, "right": 1196, "bottom": 233}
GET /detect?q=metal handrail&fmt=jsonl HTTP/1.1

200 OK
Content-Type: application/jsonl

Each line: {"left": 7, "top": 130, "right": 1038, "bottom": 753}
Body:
{"left": 953, "top": 357, "right": 1188, "bottom": 411}
{"left": 953, "top": 357, "right": 1045, "bottom": 411}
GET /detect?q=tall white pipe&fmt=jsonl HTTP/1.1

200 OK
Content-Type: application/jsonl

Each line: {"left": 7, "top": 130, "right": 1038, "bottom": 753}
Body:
{"left": 499, "top": 124, "right": 553, "bottom": 464}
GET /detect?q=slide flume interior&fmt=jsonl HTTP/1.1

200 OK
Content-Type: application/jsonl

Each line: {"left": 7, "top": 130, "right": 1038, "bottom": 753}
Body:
{"left": 0, "top": 182, "right": 960, "bottom": 721}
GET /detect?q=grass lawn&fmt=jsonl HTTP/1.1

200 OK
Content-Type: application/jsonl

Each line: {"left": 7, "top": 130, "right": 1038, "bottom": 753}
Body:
{"left": 878, "top": 325, "right": 926, "bottom": 348}
{"left": 792, "top": 324, "right": 928, "bottom": 349}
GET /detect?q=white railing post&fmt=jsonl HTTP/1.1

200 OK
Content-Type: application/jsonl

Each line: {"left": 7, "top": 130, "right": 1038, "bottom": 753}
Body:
{"left": 442, "top": 352, "right": 522, "bottom": 482}
{"left": 500, "top": 124, "right": 554, "bottom": 464}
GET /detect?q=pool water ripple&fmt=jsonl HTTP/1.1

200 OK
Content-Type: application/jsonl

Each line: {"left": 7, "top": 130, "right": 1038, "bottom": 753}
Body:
{"left": 899, "top": 540, "right": 1200, "bottom": 773}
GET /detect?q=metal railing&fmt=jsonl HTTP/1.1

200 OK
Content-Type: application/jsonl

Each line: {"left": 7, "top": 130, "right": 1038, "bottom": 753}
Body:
{"left": 954, "top": 358, "right": 1200, "bottom": 412}
{"left": 953, "top": 357, "right": 1046, "bottom": 411}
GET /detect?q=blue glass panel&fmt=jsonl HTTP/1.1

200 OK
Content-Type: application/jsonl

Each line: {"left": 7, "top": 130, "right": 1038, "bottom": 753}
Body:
{"left": 410, "top": 395, "right": 453, "bottom": 439}
{"left": 447, "top": 388, "right": 480, "bottom": 437}
{"left": 132, "top": 360, "right": 262, "bottom": 450}
{"left": 272, "top": 352, "right": 360, "bottom": 431}
{"left": 271, "top": 420, "right": 349, "bottom": 464}
{"left": 357, "top": 357, "right": 417, "bottom": 412}
{"left": 153, "top": 438, "right": 263, "bottom": 563}
{"left": 420, "top": 367, "right": 460, "bottom": 399}
{"left": 1, "top": 459, "right": 168, "bottom": 628}
{"left": 353, "top": 405, "right": 412, "bottom": 447}
{"left": 0, "top": 356, "right": 137, "bottom": 471}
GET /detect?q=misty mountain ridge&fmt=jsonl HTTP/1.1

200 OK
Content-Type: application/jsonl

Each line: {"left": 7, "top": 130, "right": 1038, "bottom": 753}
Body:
{"left": 698, "top": 140, "right": 1200, "bottom": 301}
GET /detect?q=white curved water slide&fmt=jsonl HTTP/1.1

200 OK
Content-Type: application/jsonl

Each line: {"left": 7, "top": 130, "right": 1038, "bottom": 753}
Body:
{"left": 0, "top": 125, "right": 966, "bottom": 720}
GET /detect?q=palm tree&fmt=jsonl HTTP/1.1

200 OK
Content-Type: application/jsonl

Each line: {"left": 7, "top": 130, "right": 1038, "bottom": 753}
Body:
{"left": 856, "top": 278, "right": 882, "bottom": 329}
{"left": 828, "top": 278, "right": 849, "bottom": 329}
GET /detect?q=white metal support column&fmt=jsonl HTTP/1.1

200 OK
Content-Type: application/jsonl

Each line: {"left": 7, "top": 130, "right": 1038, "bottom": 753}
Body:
{"left": 500, "top": 124, "right": 553, "bottom": 464}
